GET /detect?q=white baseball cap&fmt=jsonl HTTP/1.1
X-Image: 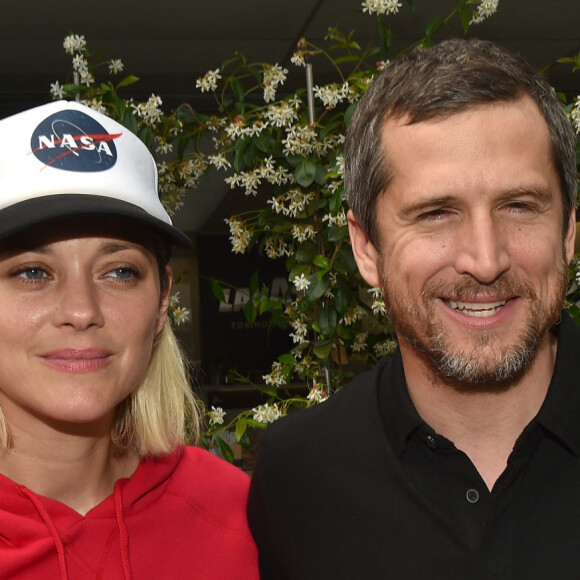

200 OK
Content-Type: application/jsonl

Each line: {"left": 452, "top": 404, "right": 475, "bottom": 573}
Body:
{"left": 0, "top": 100, "right": 191, "bottom": 248}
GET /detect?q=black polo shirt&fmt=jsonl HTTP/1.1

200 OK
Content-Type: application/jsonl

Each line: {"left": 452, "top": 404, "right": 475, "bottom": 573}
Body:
{"left": 248, "top": 312, "right": 580, "bottom": 579}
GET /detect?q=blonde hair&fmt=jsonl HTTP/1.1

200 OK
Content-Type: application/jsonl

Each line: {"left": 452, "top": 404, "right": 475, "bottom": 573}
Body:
{"left": 112, "top": 322, "right": 202, "bottom": 456}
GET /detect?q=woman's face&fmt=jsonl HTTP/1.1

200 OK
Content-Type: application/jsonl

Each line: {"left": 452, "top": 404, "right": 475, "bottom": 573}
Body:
{"left": 0, "top": 218, "right": 171, "bottom": 433}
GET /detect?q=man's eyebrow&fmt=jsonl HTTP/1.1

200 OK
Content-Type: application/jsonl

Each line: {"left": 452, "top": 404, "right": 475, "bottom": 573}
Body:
{"left": 404, "top": 186, "right": 555, "bottom": 214}
{"left": 403, "top": 195, "right": 458, "bottom": 214}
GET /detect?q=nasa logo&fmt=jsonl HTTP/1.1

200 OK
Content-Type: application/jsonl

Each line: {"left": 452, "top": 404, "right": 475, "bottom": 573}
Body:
{"left": 31, "top": 109, "right": 121, "bottom": 172}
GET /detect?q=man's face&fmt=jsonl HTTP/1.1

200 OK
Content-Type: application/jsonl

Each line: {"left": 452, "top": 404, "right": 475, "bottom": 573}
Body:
{"left": 348, "top": 96, "right": 575, "bottom": 386}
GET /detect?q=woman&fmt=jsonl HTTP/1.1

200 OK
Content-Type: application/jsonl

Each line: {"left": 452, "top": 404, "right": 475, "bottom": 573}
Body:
{"left": 0, "top": 101, "right": 258, "bottom": 579}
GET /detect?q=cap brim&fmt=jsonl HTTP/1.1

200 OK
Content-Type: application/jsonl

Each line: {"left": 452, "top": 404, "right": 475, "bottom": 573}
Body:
{"left": 0, "top": 194, "right": 192, "bottom": 249}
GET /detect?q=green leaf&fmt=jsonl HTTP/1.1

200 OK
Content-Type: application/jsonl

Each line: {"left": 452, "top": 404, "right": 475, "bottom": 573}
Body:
{"left": 138, "top": 126, "right": 154, "bottom": 148}
{"left": 245, "top": 418, "right": 268, "bottom": 429}
{"left": 234, "top": 137, "right": 250, "bottom": 172}
{"left": 62, "top": 83, "right": 87, "bottom": 94}
{"left": 213, "top": 435, "right": 234, "bottom": 463}
{"left": 249, "top": 271, "right": 259, "bottom": 295}
{"left": 378, "top": 20, "right": 392, "bottom": 55}
{"left": 230, "top": 77, "right": 245, "bottom": 103}
{"left": 327, "top": 225, "right": 348, "bottom": 243}
{"left": 425, "top": 17, "right": 445, "bottom": 39}
{"left": 295, "top": 244, "right": 317, "bottom": 264}
{"left": 344, "top": 102, "right": 358, "bottom": 129}
{"left": 211, "top": 279, "right": 226, "bottom": 303}
{"left": 313, "top": 255, "right": 330, "bottom": 270}
{"left": 235, "top": 418, "right": 247, "bottom": 442}
{"left": 318, "top": 305, "right": 338, "bottom": 337}
{"left": 313, "top": 341, "right": 333, "bottom": 359}
{"left": 454, "top": 0, "right": 470, "bottom": 34}
{"left": 254, "top": 131, "right": 276, "bottom": 153}
{"left": 239, "top": 430, "right": 252, "bottom": 449}
{"left": 176, "top": 105, "right": 197, "bottom": 124}
{"left": 244, "top": 299, "right": 257, "bottom": 325}
{"left": 121, "top": 109, "right": 139, "bottom": 134}
{"left": 329, "top": 188, "right": 344, "bottom": 214}
{"left": 319, "top": 121, "right": 342, "bottom": 140}
{"left": 306, "top": 272, "right": 330, "bottom": 302}
{"left": 333, "top": 287, "right": 350, "bottom": 316}
{"left": 288, "top": 263, "right": 310, "bottom": 282}
{"left": 116, "top": 74, "right": 139, "bottom": 89}
{"left": 278, "top": 353, "right": 296, "bottom": 365}
{"left": 295, "top": 160, "right": 317, "bottom": 187}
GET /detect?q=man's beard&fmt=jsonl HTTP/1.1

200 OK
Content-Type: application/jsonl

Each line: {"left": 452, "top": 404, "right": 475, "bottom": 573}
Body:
{"left": 380, "top": 260, "right": 568, "bottom": 389}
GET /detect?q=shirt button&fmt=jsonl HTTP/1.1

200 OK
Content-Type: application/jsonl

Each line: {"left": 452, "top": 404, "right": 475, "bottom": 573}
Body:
{"left": 466, "top": 488, "right": 479, "bottom": 503}
{"left": 425, "top": 435, "right": 437, "bottom": 449}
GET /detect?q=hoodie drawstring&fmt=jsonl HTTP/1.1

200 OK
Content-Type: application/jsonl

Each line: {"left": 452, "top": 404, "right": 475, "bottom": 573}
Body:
{"left": 18, "top": 483, "right": 133, "bottom": 580}
{"left": 114, "top": 480, "right": 133, "bottom": 580}
{"left": 19, "top": 486, "right": 68, "bottom": 580}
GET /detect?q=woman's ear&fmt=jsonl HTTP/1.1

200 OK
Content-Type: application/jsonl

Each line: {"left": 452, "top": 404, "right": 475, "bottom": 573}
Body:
{"left": 155, "top": 266, "right": 173, "bottom": 336}
{"left": 347, "top": 210, "right": 381, "bottom": 288}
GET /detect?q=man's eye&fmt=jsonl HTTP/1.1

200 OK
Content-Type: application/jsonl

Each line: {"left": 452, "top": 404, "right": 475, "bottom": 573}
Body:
{"left": 420, "top": 209, "right": 449, "bottom": 221}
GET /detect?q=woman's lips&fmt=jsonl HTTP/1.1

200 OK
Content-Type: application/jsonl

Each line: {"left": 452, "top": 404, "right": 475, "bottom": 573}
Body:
{"left": 41, "top": 349, "right": 113, "bottom": 372}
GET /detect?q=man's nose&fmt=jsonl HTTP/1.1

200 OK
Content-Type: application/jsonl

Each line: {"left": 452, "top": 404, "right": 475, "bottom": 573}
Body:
{"left": 454, "top": 216, "right": 510, "bottom": 283}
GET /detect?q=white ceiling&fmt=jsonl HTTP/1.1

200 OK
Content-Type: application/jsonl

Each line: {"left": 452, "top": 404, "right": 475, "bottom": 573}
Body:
{"left": 1, "top": 0, "right": 579, "bottom": 232}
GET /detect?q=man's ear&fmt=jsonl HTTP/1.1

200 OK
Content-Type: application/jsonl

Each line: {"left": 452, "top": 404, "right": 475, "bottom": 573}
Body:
{"left": 347, "top": 209, "right": 381, "bottom": 288}
{"left": 155, "top": 266, "right": 174, "bottom": 336}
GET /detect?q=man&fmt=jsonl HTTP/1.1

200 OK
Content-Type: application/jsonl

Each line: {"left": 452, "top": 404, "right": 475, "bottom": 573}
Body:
{"left": 247, "top": 38, "right": 579, "bottom": 579}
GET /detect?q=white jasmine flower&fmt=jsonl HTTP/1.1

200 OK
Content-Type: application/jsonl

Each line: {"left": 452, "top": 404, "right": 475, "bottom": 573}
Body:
{"left": 208, "top": 406, "right": 226, "bottom": 426}
{"left": 50, "top": 81, "right": 65, "bottom": 100}
{"left": 264, "top": 236, "right": 291, "bottom": 259}
{"left": 155, "top": 137, "right": 173, "bottom": 155}
{"left": 307, "top": 382, "right": 328, "bottom": 404}
{"left": 373, "top": 339, "right": 398, "bottom": 358}
{"left": 108, "top": 59, "right": 124, "bottom": 74}
{"left": 131, "top": 94, "right": 163, "bottom": 127}
{"left": 263, "top": 64, "right": 288, "bottom": 103}
{"left": 252, "top": 403, "right": 283, "bottom": 424}
{"left": 262, "top": 362, "right": 288, "bottom": 387}
{"left": 342, "top": 305, "right": 366, "bottom": 326}
{"left": 79, "top": 69, "right": 95, "bottom": 87}
{"left": 196, "top": 68, "right": 222, "bottom": 92}
{"left": 291, "top": 224, "right": 317, "bottom": 243}
{"left": 63, "top": 34, "right": 86, "bottom": 55}
{"left": 321, "top": 209, "right": 347, "bottom": 227}
{"left": 291, "top": 51, "right": 306, "bottom": 67}
{"left": 282, "top": 124, "right": 317, "bottom": 156}
{"left": 293, "top": 273, "right": 311, "bottom": 292}
{"left": 264, "top": 101, "right": 300, "bottom": 128}
{"left": 81, "top": 98, "right": 107, "bottom": 114}
{"left": 352, "top": 332, "right": 369, "bottom": 353}
{"left": 361, "top": 0, "right": 402, "bottom": 16}
{"left": 72, "top": 54, "right": 88, "bottom": 73}
{"left": 314, "top": 82, "right": 350, "bottom": 110}
{"left": 470, "top": 0, "right": 499, "bottom": 24}
{"left": 207, "top": 153, "right": 231, "bottom": 170}
{"left": 372, "top": 296, "right": 387, "bottom": 316}
{"left": 225, "top": 217, "right": 252, "bottom": 254}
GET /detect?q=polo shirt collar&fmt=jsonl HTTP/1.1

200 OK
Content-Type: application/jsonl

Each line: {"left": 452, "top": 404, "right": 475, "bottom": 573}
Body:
{"left": 534, "top": 311, "right": 580, "bottom": 456}
{"left": 379, "top": 311, "right": 580, "bottom": 457}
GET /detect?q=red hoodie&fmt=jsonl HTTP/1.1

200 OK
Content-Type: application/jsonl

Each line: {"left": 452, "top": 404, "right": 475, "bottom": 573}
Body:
{"left": 0, "top": 446, "right": 259, "bottom": 579}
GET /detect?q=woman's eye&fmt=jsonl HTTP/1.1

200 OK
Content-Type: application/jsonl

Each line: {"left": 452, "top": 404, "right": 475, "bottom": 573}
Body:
{"left": 16, "top": 267, "right": 48, "bottom": 280}
{"left": 106, "top": 267, "right": 138, "bottom": 280}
